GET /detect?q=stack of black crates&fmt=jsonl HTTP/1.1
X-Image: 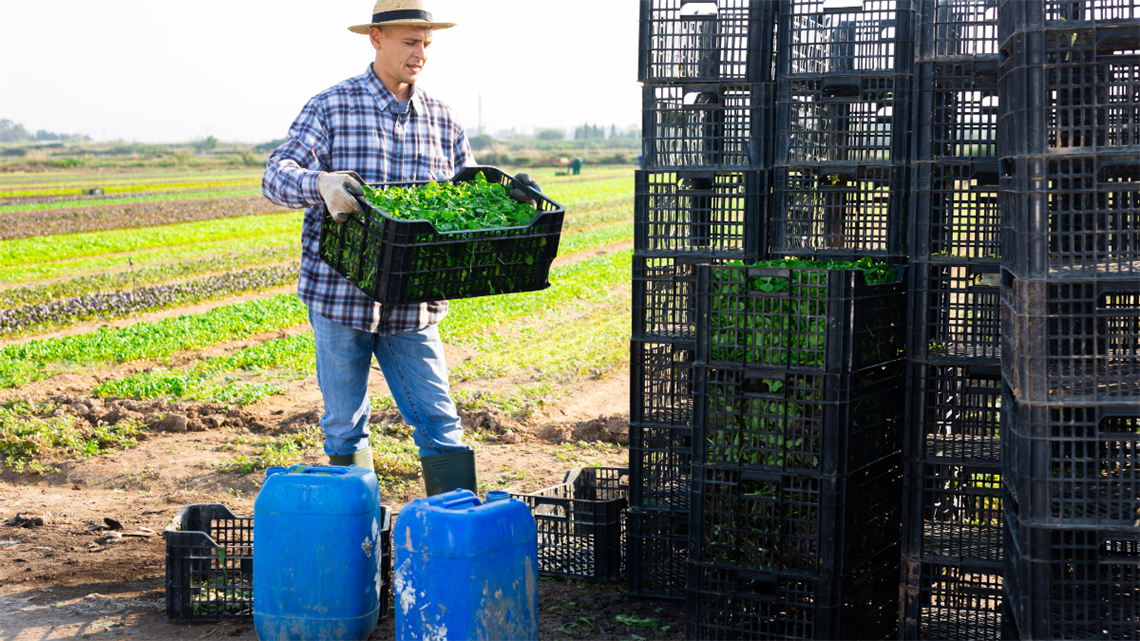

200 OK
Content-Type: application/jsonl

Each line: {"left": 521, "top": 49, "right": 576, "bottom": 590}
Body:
{"left": 900, "top": 1, "right": 1009, "bottom": 639}
{"left": 632, "top": 0, "right": 780, "bottom": 603}
{"left": 996, "top": 2, "right": 1140, "bottom": 639}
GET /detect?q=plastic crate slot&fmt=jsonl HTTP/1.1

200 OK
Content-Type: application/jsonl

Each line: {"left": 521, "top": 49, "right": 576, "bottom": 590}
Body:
{"left": 630, "top": 422, "right": 694, "bottom": 512}
{"left": 914, "top": 61, "right": 999, "bottom": 161}
{"left": 773, "top": 165, "right": 906, "bottom": 256}
{"left": 626, "top": 509, "right": 690, "bottom": 600}
{"left": 899, "top": 559, "right": 1006, "bottom": 641}
{"left": 909, "top": 262, "right": 1002, "bottom": 361}
{"left": 635, "top": 169, "right": 766, "bottom": 258}
{"left": 918, "top": 0, "right": 998, "bottom": 61}
{"left": 643, "top": 84, "right": 776, "bottom": 170}
{"left": 777, "top": 76, "right": 911, "bottom": 165}
{"left": 639, "top": 0, "right": 778, "bottom": 83}
{"left": 780, "top": 0, "right": 914, "bottom": 76}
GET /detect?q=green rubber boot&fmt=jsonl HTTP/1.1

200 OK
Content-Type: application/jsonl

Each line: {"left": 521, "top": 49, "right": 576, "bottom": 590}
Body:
{"left": 421, "top": 449, "right": 478, "bottom": 496}
{"left": 328, "top": 448, "right": 375, "bottom": 472}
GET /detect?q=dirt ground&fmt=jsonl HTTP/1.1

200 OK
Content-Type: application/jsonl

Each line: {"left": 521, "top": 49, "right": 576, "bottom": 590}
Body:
{"left": 0, "top": 363, "right": 685, "bottom": 641}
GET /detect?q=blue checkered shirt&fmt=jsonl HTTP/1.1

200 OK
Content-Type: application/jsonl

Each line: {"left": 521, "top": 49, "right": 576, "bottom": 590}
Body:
{"left": 262, "top": 64, "right": 475, "bottom": 334}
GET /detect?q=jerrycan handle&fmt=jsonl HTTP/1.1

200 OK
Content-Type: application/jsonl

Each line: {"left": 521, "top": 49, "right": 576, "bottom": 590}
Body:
{"left": 290, "top": 465, "right": 350, "bottom": 475}
{"left": 441, "top": 492, "right": 482, "bottom": 511}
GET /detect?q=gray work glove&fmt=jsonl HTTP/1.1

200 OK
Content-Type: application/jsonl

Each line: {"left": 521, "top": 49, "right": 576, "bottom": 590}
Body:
{"left": 318, "top": 171, "right": 365, "bottom": 223}
{"left": 509, "top": 172, "right": 542, "bottom": 208}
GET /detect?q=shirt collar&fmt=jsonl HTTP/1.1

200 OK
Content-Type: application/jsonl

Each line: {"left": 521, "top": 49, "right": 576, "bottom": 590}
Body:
{"left": 362, "top": 63, "right": 422, "bottom": 116}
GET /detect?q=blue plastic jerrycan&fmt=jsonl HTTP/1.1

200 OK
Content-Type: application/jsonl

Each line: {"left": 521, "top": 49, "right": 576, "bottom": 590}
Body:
{"left": 394, "top": 489, "right": 538, "bottom": 641}
{"left": 253, "top": 465, "right": 384, "bottom": 641}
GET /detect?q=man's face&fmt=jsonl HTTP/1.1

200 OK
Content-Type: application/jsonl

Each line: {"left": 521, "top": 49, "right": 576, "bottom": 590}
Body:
{"left": 370, "top": 25, "right": 433, "bottom": 86}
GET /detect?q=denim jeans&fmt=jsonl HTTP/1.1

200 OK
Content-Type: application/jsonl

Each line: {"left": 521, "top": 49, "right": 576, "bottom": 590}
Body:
{"left": 308, "top": 309, "right": 468, "bottom": 459}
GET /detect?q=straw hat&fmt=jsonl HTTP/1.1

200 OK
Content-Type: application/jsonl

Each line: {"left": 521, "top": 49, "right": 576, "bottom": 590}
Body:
{"left": 348, "top": 0, "right": 456, "bottom": 34}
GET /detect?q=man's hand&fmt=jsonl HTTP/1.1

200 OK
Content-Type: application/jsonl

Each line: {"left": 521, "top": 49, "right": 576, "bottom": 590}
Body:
{"left": 318, "top": 171, "right": 366, "bottom": 223}
{"left": 509, "top": 172, "right": 542, "bottom": 208}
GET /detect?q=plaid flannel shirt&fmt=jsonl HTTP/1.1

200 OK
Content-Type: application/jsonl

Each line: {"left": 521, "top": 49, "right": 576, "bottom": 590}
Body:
{"left": 262, "top": 64, "right": 475, "bottom": 334}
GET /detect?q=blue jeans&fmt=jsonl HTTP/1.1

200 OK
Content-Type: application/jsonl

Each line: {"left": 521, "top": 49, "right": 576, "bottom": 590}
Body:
{"left": 308, "top": 309, "right": 468, "bottom": 459}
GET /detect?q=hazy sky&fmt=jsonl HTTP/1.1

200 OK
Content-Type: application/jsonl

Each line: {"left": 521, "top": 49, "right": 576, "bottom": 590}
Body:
{"left": 0, "top": 0, "right": 641, "bottom": 143}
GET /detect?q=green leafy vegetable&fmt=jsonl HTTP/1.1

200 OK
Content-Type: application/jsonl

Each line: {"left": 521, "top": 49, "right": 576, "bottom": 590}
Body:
{"left": 360, "top": 171, "right": 539, "bottom": 232}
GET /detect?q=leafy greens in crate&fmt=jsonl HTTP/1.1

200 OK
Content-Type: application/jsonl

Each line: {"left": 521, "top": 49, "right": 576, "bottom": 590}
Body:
{"left": 359, "top": 171, "right": 539, "bottom": 231}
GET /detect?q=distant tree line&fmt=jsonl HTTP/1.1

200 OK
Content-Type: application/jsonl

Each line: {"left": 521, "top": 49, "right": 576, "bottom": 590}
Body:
{"left": 0, "top": 119, "right": 89, "bottom": 143}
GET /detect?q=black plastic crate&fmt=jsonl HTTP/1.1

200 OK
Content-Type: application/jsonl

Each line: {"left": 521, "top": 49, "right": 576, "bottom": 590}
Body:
{"left": 904, "top": 362, "right": 1003, "bottom": 464}
{"left": 908, "top": 261, "right": 1002, "bottom": 363}
{"left": 631, "top": 339, "right": 698, "bottom": 428}
{"left": 642, "top": 83, "right": 776, "bottom": 170}
{"left": 638, "top": 0, "right": 779, "bottom": 84}
{"left": 510, "top": 467, "right": 628, "bottom": 582}
{"left": 684, "top": 557, "right": 900, "bottom": 641}
{"left": 902, "top": 460, "right": 1004, "bottom": 564}
{"left": 633, "top": 255, "right": 704, "bottom": 342}
{"left": 772, "top": 164, "right": 908, "bottom": 257}
{"left": 913, "top": 61, "right": 1000, "bottom": 162}
{"left": 635, "top": 169, "right": 769, "bottom": 259}
{"left": 776, "top": 75, "right": 912, "bottom": 166}
{"left": 999, "top": 155, "right": 1140, "bottom": 280}
{"left": 998, "top": 0, "right": 1140, "bottom": 45}
{"left": 165, "top": 504, "right": 253, "bottom": 622}
{"left": 319, "top": 166, "right": 564, "bottom": 305}
{"left": 630, "top": 422, "right": 693, "bottom": 513}
{"left": 1002, "top": 389, "right": 1140, "bottom": 528}
{"left": 916, "top": 0, "right": 999, "bottom": 61}
{"left": 1004, "top": 504, "right": 1140, "bottom": 641}
{"left": 1001, "top": 276, "right": 1140, "bottom": 403}
{"left": 696, "top": 262, "right": 906, "bottom": 371}
{"left": 164, "top": 503, "right": 393, "bottom": 623}
{"left": 899, "top": 558, "right": 1007, "bottom": 641}
{"left": 998, "top": 25, "right": 1140, "bottom": 158}
{"left": 687, "top": 457, "right": 903, "bottom": 578}
{"left": 910, "top": 162, "right": 1001, "bottom": 262}
{"left": 695, "top": 362, "right": 904, "bottom": 475}
{"left": 626, "top": 508, "right": 689, "bottom": 601}
{"left": 778, "top": 0, "right": 915, "bottom": 76}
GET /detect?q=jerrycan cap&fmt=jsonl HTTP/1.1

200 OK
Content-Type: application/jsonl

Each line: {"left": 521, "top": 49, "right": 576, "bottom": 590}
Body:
{"left": 485, "top": 490, "right": 510, "bottom": 503}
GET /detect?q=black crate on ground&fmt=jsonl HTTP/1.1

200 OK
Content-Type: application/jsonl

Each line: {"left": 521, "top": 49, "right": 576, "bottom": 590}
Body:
{"left": 635, "top": 169, "right": 769, "bottom": 259}
{"left": 165, "top": 504, "right": 253, "bottom": 622}
{"left": 776, "top": 75, "right": 912, "bottom": 166}
{"left": 684, "top": 556, "right": 900, "bottom": 641}
{"left": 998, "top": 25, "right": 1140, "bottom": 158}
{"left": 916, "top": 0, "right": 999, "bottom": 61}
{"left": 999, "top": 155, "right": 1140, "bottom": 280}
{"left": 696, "top": 262, "right": 906, "bottom": 371}
{"left": 778, "top": 0, "right": 915, "bottom": 77}
{"left": 510, "top": 467, "right": 628, "bottom": 582}
{"left": 687, "top": 457, "right": 902, "bottom": 578}
{"left": 642, "top": 83, "right": 776, "bottom": 170}
{"left": 902, "top": 460, "right": 1003, "bottom": 564}
{"left": 905, "top": 362, "right": 1002, "bottom": 464}
{"left": 633, "top": 255, "right": 704, "bottom": 343}
{"left": 772, "top": 164, "right": 908, "bottom": 258}
{"left": 630, "top": 422, "right": 693, "bottom": 513}
{"left": 638, "top": 0, "right": 778, "bottom": 84}
{"left": 1004, "top": 503, "right": 1140, "bottom": 641}
{"left": 1002, "top": 389, "right": 1140, "bottom": 528}
{"left": 899, "top": 558, "right": 1007, "bottom": 641}
{"left": 695, "top": 362, "right": 905, "bottom": 475}
{"left": 1001, "top": 277, "right": 1140, "bottom": 403}
{"left": 910, "top": 162, "right": 1001, "bottom": 262}
{"left": 164, "top": 504, "right": 393, "bottom": 624}
{"left": 320, "top": 166, "right": 564, "bottom": 305}
{"left": 908, "top": 261, "right": 1001, "bottom": 363}
{"left": 626, "top": 508, "right": 689, "bottom": 601}
{"left": 631, "top": 339, "right": 698, "bottom": 428}
{"left": 913, "top": 61, "right": 999, "bottom": 162}
{"left": 998, "top": 0, "right": 1140, "bottom": 45}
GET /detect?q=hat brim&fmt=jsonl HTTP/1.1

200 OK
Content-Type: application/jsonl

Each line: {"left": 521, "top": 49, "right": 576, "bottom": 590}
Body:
{"left": 349, "top": 20, "right": 456, "bottom": 33}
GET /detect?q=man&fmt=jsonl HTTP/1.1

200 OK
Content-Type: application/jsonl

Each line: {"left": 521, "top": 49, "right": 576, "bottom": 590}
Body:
{"left": 262, "top": 0, "right": 536, "bottom": 494}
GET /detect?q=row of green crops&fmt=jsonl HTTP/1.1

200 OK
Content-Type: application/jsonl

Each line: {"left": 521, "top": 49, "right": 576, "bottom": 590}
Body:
{"left": 89, "top": 249, "right": 634, "bottom": 404}
{"left": 0, "top": 186, "right": 264, "bottom": 216}
{"left": 0, "top": 176, "right": 260, "bottom": 199}
{"left": 0, "top": 168, "right": 264, "bottom": 189}
{"left": 0, "top": 211, "right": 301, "bottom": 268}
{"left": 0, "top": 294, "right": 309, "bottom": 389}
{"left": 0, "top": 264, "right": 298, "bottom": 338}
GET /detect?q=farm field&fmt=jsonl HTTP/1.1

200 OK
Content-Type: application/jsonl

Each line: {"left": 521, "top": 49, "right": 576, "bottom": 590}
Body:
{"left": 0, "top": 164, "right": 679, "bottom": 640}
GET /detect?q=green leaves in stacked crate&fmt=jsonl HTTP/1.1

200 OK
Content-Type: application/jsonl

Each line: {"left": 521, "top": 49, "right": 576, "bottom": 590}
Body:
{"left": 708, "top": 257, "right": 898, "bottom": 367}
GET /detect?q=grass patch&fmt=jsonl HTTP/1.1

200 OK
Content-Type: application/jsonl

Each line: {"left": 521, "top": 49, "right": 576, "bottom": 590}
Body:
{"left": 0, "top": 401, "right": 141, "bottom": 474}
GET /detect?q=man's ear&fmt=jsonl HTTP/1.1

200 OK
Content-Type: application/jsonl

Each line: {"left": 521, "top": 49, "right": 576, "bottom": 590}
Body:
{"left": 370, "top": 26, "right": 384, "bottom": 52}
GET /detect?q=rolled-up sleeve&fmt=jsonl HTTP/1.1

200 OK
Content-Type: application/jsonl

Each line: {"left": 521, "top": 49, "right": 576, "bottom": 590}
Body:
{"left": 262, "top": 97, "right": 330, "bottom": 208}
